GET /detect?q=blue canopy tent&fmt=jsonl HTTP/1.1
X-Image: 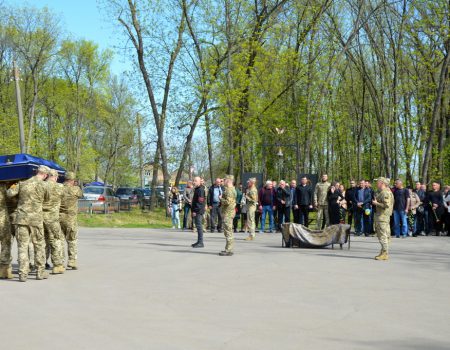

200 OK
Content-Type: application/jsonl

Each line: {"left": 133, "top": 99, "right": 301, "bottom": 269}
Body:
{"left": 0, "top": 154, "right": 65, "bottom": 182}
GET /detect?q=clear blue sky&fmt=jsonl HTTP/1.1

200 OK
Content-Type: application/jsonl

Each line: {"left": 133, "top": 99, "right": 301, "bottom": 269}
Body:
{"left": 10, "top": 0, "right": 130, "bottom": 75}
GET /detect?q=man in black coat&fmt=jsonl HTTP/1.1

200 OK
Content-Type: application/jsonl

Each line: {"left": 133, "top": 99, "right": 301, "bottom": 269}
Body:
{"left": 345, "top": 180, "right": 357, "bottom": 229}
{"left": 276, "top": 180, "right": 291, "bottom": 231}
{"left": 191, "top": 176, "right": 206, "bottom": 248}
{"left": 295, "top": 177, "right": 313, "bottom": 227}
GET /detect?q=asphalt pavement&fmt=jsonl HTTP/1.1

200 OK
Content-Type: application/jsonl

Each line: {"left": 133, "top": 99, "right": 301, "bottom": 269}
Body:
{"left": 1, "top": 228, "right": 449, "bottom": 350}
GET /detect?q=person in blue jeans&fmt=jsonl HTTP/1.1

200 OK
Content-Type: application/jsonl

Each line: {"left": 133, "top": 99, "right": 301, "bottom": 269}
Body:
{"left": 393, "top": 180, "right": 410, "bottom": 238}
{"left": 258, "top": 181, "right": 276, "bottom": 233}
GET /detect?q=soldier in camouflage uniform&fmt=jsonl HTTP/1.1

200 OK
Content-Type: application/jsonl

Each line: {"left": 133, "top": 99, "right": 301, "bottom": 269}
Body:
{"left": 7, "top": 165, "right": 50, "bottom": 281}
{"left": 43, "top": 169, "right": 66, "bottom": 274}
{"left": 372, "top": 177, "right": 394, "bottom": 261}
{"left": 314, "top": 174, "right": 331, "bottom": 229}
{"left": 0, "top": 183, "right": 13, "bottom": 279}
{"left": 245, "top": 178, "right": 258, "bottom": 241}
{"left": 219, "top": 175, "right": 236, "bottom": 256}
{"left": 60, "top": 172, "right": 83, "bottom": 270}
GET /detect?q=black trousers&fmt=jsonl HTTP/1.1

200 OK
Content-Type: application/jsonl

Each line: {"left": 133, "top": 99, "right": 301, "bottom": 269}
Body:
{"left": 194, "top": 213, "right": 204, "bottom": 243}
{"left": 298, "top": 205, "right": 310, "bottom": 227}
{"left": 347, "top": 206, "right": 354, "bottom": 228}
{"left": 210, "top": 204, "right": 222, "bottom": 231}
{"left": 277, "top": 206, "right": 290, "bottom": 230}
{"left": 292, "top": 208, "right": 300, "bottom": 224}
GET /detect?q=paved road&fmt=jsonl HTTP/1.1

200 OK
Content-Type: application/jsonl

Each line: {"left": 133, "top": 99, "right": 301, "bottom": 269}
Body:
{"left": 2, "top": 228, "right": 449, "bottom": 350}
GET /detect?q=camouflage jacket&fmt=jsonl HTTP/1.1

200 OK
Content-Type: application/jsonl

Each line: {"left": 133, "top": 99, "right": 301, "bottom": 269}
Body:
{"left": 6, "top": 176, "right": 49, "bottom": 227}
{"left": 60, "top": 183, "right": 83, "bottom": 216}
{"left": 43, "top": 181, "right": 64, "bottom": 222}
{"left": 221, "top": 186, "right": 236, "bottom": 215}
{"left": 314, "top": 181, "right": 331, "bottom": 206}
{"left": 374, "top": 189, "right": 394, "bottom": 223}
{"left": 246, "top": 187, "right": 258, "bottom": 206}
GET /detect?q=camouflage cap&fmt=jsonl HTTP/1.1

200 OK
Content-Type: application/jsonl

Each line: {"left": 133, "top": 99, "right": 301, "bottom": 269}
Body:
{"left": 49, "top": 169, "right": 59, "bottom": 177}
{"left": 249, "top": 177, "right": 257, "bottom": 183}
{"left": 225, "top": 174, "right": 234, "bottom": 182}
{"left": 37, "top": 165, "right": 50, "bottom": 174}
{"left": 375, "top": 177, "right": 390, "bottom": 186}
{"left": 65, "top": 171, "right": 76, "bottom": 180}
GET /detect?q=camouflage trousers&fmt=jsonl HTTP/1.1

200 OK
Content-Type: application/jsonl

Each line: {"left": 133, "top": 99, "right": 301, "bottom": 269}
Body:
{"left": 316, "top": 205, "right": 329, "bottom": 229}
{"left": 375, "top": 221, "right": 390, "bottom": 253}
{"left": 0, "top": 223, "right": 12, "bottom": 266}
{"left": 60, "top": 213, "right": 78, "bottom": 266}
{"left": 222, "top": 211, "right": 234, "bottom": 252}
{"left": 16, "top": 225, "right": 45, "bottom": 277}
{"left": 247, "top": 204, "right": 256, "bottom": 237}
{"left": 44, "top": 220, "right": 64, "bottom": 267}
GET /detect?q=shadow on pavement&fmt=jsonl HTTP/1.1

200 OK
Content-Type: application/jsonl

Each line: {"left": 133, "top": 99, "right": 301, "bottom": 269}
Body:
{"left": 168, "top": 249, "right": 222, "bottom": 256}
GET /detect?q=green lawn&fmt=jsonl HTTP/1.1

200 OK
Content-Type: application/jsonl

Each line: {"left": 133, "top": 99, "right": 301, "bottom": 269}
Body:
{"left": 78, "top": 207, "right": 172, "bottom": 229}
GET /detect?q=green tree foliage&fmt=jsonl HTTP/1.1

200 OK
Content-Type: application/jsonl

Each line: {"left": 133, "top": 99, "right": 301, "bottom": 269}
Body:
{"left": 0, "top": 4, "right": 140, "bottom": 186}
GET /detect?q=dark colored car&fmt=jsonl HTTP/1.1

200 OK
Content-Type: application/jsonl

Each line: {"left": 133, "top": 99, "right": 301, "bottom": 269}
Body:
{"left": 115, "top": 187, "right": 144, "bottom": 206}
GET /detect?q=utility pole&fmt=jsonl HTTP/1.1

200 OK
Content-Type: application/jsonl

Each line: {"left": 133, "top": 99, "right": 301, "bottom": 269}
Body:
{"left": 12, "top": 60, "right": 26, "bottom": 153}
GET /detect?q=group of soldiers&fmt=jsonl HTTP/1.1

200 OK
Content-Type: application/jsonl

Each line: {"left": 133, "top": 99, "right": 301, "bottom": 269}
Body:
{"left": 0, "top": 165, "right": 83, "bottom": 282}
{"left": 189, "top": 176, "right": 261, "bottom": 256}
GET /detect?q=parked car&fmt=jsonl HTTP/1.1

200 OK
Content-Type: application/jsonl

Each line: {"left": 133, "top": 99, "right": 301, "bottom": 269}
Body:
{"left": 115, "top": 187, "right": 144, "bottom": 207}
{"left": 82, "top": 186, "right": 119, "bottom": 212}
{"left": 143, "top": 188, "right": 151, "bottom": 200}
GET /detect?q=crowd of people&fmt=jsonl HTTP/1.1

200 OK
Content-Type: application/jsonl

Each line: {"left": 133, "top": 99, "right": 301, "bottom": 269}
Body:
{"left": 171, "top": 175, "right": 450, "bottom": 238}
{"left": 0, "top": 166, "right": 82, "bottom": 281}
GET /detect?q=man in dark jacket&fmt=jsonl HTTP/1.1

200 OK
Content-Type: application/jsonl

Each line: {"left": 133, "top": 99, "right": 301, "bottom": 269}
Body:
{"left": 353, "top": 180, "right": 372, "bottom": 236}
{"left": 289, "top": 180, "right": 299, "bottom": 224}
{"left": 345, "top": 180, "right": 357, "bottom": 230}
{"left": 413, "top": 181, "right": 426, "bottom": 236}
{"left": 258, "top": 181, "right": 276, "bottom": 233}
{"left": 207, "top": 178, "right": 223, "bottom": 232}
{"left": 276, "top": 180, "right": 291, "bottom": 231}
{"left": 295, "top": 177, "right": 313, "bottom": 227}
{"left": 191, "top": 176, "right": 206, "bottom": 248}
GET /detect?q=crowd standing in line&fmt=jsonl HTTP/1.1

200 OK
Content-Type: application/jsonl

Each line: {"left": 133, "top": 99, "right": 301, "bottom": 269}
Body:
{"left": 173, "top": 174, "right": 450, "bottom": 258}
{"left": 0, "top": 166, "right": 82, "bottom": 281}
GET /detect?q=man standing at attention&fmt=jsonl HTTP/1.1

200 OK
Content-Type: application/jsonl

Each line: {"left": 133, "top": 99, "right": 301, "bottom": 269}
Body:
{"left": 182, "top": 180, "right": 194, "bottom": 230}
{"left": 372, "top": 177, "right": 394, "bottom": 260}
{"left": 245, "top": 178, "right": 258, "bottom": 241}
{"left": 191, "top": 176, "right": 206, "bottom": 248}
{"left": 289, "top": 180, "right": 298, "bottom": 224}
{"left": 258, "top": 181, "right": 276, "bottom": 233}
{"left": 208, "top": 178, "right": 223, "bottom": 233}
{"left": 314, "top": 174, "right": 331, "bottom": 229}
{"left": 7, "top": 165, "right": 50, "bottom": 282}
{"left": 392, "top": 179, "right": 410, "bottom": 238}
{"left": 345, "top": 180, "right": 357, "bottom": 230}
{"left": 43, "top": 169, "right": 66, "bottom": 274}
{"left": 296, "top": 176, "right": 313, "bottom": 227}
{"left": 219, "top": 175, "right": 236, "bottom": 256}
{"left": 276, "top": 180, "right": 291, "bottom": 231}
{"left": 59, "top": 172, "right": 83, "bottom": 270}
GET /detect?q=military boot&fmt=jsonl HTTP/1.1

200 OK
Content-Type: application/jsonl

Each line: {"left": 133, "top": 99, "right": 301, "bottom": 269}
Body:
{"left": 67, "top": 262, "right": 78, "bottom": 270}
{"left": 36, "top": 271, "right": 49, "bottom": 280}
{"left": 244, "top": 236, "right": 254, "bottom": 241}
{"left": 52, "top": 265, "right": 65, "bottom": 274}
{"left": 3, "top": 266, "right": 13, "bottom": 279}
{"left": 219, "top": 251, "right": 234, "bottom": 256}
{"left": 0, "top": 265, "right": 13, "bottom": 279}
{"left": 375, "top": 251, "right": 389, "bottom": 261}
{"left": 19, "top": 274, "right": 27, "bottom": 282}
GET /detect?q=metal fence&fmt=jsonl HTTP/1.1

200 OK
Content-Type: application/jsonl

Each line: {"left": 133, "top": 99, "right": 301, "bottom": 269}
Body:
{"left": 78, "top": 199, "right": 121, "bottom": 214}
{"left": 78, "top": 198, "right": 164, "bottom": 214}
